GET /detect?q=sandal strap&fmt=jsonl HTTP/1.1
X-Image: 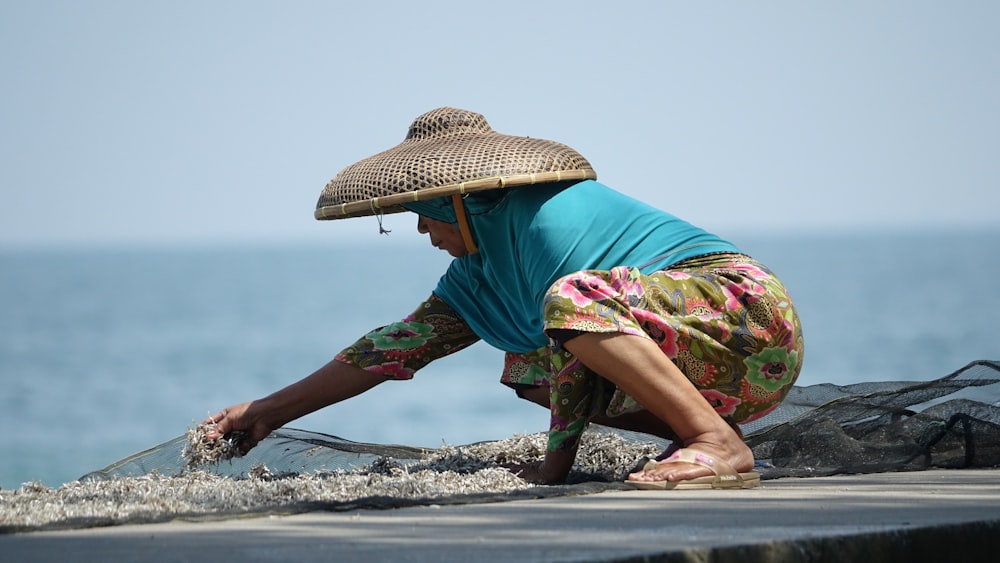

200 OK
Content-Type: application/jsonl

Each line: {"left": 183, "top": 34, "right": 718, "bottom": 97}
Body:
{"left": 650, "top": 448, "right": 742, "bottom": 482}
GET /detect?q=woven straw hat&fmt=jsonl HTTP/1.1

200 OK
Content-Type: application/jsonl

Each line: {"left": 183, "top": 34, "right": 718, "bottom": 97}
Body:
{"left": 315, "top": 107, "right": 597, "bottom": 220}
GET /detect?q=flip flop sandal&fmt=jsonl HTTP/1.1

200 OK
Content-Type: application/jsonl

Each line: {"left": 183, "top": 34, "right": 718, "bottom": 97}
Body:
{"left": 628, "top": 442, "right": 682, "bottom": 474}
{"left": 626, "top": 448, "right": 761, "bottom": 490}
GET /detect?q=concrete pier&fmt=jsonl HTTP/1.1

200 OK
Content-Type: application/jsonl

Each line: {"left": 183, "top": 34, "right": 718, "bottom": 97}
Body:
{"left": 2, "top": 469, "right": 997, "bottom": 562}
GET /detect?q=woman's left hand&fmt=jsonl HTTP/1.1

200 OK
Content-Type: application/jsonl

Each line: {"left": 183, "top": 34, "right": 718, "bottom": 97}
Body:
{"left": 505, "top": 448, "right": 576, "bottom": 484}
{"left": 505, "top": 462, "right": 562, "bottom": 484}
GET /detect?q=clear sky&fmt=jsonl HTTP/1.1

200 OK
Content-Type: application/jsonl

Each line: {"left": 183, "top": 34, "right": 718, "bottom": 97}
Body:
{"left": 2, "top": 1, "right": 997, "bottom": 247}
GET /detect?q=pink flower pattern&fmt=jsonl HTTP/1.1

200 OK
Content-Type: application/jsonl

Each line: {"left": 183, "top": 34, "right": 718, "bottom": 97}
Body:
{"left": 541, "top": 254, "right": 803, "bottom": 429}
{"left": 700, "top": 389, "right": 742, "bottom": 416}
{"left": 557, "top": 274, "right": 616, "bottom": 308}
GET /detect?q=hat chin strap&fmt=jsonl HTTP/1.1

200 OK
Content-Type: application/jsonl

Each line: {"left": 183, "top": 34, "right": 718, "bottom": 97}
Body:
{"left": 451, "top": 194, "right": 479, "bottom": 255}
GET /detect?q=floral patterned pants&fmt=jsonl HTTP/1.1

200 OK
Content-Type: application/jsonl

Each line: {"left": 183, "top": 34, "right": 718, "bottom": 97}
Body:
{"left": 502, "top": 253, "right": 804, "bottom": 452}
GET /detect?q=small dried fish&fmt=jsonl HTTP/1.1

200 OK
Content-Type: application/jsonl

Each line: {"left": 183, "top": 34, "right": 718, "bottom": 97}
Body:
{"left": 181, "top": 422, "right": 243, "bottom": 471}
{"left": 2, "top": 428, "right": 661, "bottom": 532}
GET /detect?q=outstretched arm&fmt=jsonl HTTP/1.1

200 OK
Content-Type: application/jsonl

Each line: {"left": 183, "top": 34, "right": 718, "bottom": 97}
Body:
{"left": 206, "top": 293, "right": 480, "bottom": 454}
{"left": 206, "top": 358, "right": 385, "bottom": 453}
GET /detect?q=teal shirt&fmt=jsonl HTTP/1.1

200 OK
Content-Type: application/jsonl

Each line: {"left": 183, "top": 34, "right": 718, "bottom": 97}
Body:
{"left": 411, "top": 180, "right": 739, "bottom": 353}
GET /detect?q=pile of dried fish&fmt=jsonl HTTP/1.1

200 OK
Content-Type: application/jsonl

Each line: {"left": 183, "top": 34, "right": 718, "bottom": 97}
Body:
{"left": 1, "top": 430, "right": 660, "bottom": 533}
{"left": 181, "top": 422, "right": 241, "bottom": 471}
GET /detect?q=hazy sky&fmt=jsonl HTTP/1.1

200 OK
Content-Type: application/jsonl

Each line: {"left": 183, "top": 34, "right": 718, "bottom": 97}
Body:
{"left": 2, "top": 1, "right": 997, "bottom": 247}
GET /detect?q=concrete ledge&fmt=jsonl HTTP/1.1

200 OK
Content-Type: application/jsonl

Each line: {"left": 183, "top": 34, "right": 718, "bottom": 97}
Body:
{"left": 3, "top": 469, "right": 998, "bottom": 562}
{"left": 649, "top": 520, "right": 1000, "bottom": 563}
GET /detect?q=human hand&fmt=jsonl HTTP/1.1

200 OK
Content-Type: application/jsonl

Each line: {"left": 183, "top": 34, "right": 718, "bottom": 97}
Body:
{"left": 505, "top": 448, "right": 576, "bottom": 484}
{"left": 505, "top": 462, "right": 552, "bottom": 484}
{"left": 504, "top": 460, "right": 567, "bottom": 485}
{"left": 204, "top": 401, "right": 274, "bottom": 456}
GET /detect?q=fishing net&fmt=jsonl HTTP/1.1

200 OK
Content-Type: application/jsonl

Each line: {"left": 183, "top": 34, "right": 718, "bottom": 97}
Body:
{"left": 82, "top": 359, "right": 1000, "bottom": 482}
{"left": 4, "top": 360, "right": 999, "bottom": 533}
{"left": 744, "top": 359, "right": 1000, "bottom": 477}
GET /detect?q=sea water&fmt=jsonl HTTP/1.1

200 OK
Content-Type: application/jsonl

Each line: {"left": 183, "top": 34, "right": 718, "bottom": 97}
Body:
{"left": 1, "top": 230, "right": 997, "bottom": 490}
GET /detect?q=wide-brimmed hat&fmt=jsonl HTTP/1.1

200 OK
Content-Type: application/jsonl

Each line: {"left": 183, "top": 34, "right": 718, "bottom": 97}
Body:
{"left": 315, "top": 107, "right": 597, "bottom": 220}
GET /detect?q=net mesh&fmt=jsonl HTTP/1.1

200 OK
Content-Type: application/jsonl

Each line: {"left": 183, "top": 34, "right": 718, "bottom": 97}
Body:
{"left": 745, "top": 360, "right": 1000, "bottom": 478}
{"left": 82, "top": 360, "right": 1000, "bottom": 482}
{"left": 5, "top": 360, "right": 998, "bottom": 534}
{"left": 80, "top": 431, "right": 435, "bottom": 482}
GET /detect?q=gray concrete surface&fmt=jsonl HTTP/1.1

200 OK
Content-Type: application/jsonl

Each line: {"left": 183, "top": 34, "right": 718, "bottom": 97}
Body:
{"left": 2, "top": 469, "right": 999, "bottom": 562}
